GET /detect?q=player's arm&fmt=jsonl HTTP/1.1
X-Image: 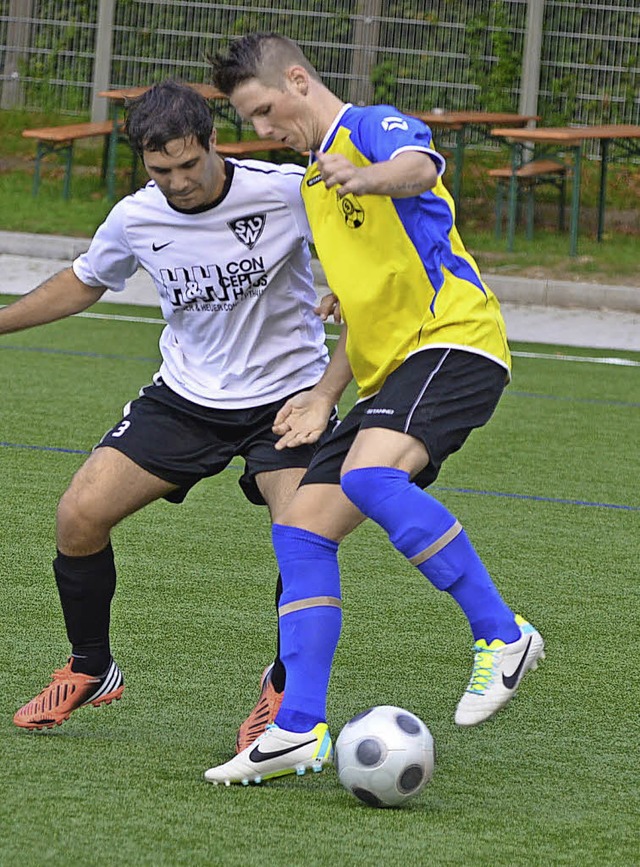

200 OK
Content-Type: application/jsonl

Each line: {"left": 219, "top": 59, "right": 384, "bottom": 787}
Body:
{"left": 317, "top": 150, "right": 438, "bottom": 199}
{"left": 0, "top": 267, "right": 106, "bottom": 335}
{"left": 273, "top": 326, "right": 352, "bottom": 450}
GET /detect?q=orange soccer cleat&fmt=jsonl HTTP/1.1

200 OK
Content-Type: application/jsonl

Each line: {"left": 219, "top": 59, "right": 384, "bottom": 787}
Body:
{"left": 235, "top": 664, "right": 284, "bottom": 753}
{"left": 13, "top": 658, "right": 124, "bottom": 731}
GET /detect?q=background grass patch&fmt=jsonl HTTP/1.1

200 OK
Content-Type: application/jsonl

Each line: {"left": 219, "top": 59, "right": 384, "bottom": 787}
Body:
{"left": 1, "top": 300, "right": 638, "bottom": 866}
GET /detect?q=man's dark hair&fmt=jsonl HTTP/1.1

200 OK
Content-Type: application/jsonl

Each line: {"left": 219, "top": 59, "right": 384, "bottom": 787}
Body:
{"left": 210, "top": 32, "right": 320, "bottom": 96}
{"left": 124, "top": 80, "right": 213, "bottom": 157}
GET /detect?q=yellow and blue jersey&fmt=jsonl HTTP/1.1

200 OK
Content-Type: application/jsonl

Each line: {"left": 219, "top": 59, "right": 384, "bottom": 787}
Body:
{"left": 302, "top": 104, "right": 511, "bottom": 399}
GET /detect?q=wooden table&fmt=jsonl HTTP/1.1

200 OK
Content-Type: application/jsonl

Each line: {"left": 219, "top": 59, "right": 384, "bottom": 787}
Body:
{"left": 99, "top": 83, "right": 225, "bottom": 102}
{"left": 408, "top": 111, "right": 539, "bottom": 211}
{"left": 491, "top": 124, "right": 640, "bottom": 255}
{"left": 215, "top": 139, "right": 298, "bottom": 159}
{"left": 98, "top": 84, "right": 237, "bottom": 199}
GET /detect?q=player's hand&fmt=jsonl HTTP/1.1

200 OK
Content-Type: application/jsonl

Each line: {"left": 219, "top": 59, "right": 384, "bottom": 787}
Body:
{"left": 273, "top": 390, "right": 334, "bottom": 450}
{"left": 314, "top": 292, "right": 342, "bottom": 323}
{"left": 317, "top": 152, "right": 369, "bottom": 198}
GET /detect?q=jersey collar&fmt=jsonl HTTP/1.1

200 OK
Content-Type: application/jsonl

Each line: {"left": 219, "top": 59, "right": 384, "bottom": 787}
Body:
{"left": 314, "top": 103, "right": 353, "bottom": 158}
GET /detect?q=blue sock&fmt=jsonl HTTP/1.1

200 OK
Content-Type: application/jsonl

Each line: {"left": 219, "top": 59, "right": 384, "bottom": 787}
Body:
{"left": 341, "top": 467, "right": 518, "bottom": 643}
{"left": 271, "top": 524, "right": 342, "bottom": 732}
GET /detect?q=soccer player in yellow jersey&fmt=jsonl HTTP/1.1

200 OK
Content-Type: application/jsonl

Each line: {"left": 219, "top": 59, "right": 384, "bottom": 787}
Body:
{"left": 207, "top": 34, "right": 545, "bottom": 785}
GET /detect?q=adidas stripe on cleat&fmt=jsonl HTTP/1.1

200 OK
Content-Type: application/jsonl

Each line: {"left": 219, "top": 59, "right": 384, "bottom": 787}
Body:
{"left": 13, "top": 658, "right": 124, "bottom": 730}
{"left": 205, "top": 722, "right": 332, "bottom": 786}
{"left": 455, "top": 615, "right": 545, "bottom": 727}
{"left": 235, "top": 663, "right": 284, "bottom": 753}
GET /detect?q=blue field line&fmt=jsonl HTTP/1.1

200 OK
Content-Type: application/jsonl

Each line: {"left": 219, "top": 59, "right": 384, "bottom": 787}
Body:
{"left": 0, "top": 345, "right": 158, "bottom": 363}
{"left": 3, "top": 344, "right": 638, "bottom": 408}
{"left": 431, "top": 484, "right": 639, "bottom": 512}
{"left": 1, "top": 439, "right": 637, "bottom": 512}
{"left": 1, "top": 441, "right": 90, "bottom": 455}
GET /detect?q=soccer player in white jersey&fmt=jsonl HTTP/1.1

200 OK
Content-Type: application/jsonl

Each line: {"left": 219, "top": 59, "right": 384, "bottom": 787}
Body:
{"left": 204, "top": 34, "right": 545, "bottom": 785}
{"left": 6, "top": 80, "right": 349, "bottom": 735}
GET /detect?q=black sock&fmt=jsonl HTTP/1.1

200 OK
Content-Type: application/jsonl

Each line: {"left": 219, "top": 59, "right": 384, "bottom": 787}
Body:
{"left": 53, "top": 543, "right": 116, "bottom": 676}
{"left": 270, "top": 572, "right": 286, "bottom": 693}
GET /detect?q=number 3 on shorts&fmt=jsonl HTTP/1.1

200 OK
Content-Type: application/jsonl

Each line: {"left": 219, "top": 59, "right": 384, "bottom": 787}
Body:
{"left": 111, "top": 420, "right": 131, "bottom": 438}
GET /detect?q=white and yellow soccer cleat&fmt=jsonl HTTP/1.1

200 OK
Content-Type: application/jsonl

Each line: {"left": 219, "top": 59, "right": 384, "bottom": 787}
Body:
{"left": 455, "top": 615, "right": 545, "bottom": 727}
{"left": 205, "top": 722, "right": 333, "bottom": 786}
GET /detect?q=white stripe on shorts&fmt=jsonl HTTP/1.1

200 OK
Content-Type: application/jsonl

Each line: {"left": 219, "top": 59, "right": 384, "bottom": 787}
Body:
{"left": 404, "top": 348, "right": 451, "bottom": 433}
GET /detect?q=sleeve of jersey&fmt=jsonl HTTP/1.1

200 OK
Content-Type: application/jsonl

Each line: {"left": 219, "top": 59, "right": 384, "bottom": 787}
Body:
{"left": 354, "top": 107, "right": 446, "bottom": 177}
{"left": 277, "top": 164, "right": 313, "bottom": 243}
{"left": 72, "top": 201, "right": 138, "bottom": 293}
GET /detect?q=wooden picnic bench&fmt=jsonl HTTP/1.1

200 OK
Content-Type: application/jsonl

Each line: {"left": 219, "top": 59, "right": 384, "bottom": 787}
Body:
{"left": 215, "top": 138, "right": 300, "bottom": 160}
{"left": 491, "top": 124, "right": 640, "bottom": 254}
{"left": 22, "top": 122, "right": 297, "bottom": 200}
{"left": 488, "top": 158, "right": 568, "bottom": 240}
{"left": 22, "top": 120, "right": 133, "bottom": 198}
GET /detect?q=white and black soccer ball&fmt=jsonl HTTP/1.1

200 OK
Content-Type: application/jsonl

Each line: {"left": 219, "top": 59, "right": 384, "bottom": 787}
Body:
{"left": 334, "top": 705, "right": 434, "bottom": 808}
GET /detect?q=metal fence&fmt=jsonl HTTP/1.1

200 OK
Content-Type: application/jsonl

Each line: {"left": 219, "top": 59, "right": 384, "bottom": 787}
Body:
{"left": 1, "top": 0, "right": 639, "bottom": 150}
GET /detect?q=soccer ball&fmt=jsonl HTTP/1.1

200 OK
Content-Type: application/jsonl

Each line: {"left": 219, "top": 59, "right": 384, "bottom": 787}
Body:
{"left": 334, "top": 705, "right": 434, "bottom": 808}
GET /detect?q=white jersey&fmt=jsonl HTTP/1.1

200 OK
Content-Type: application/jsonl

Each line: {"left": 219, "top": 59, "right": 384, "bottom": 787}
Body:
{"left": 73, "top": 159, "right": 329, "bottom": 409}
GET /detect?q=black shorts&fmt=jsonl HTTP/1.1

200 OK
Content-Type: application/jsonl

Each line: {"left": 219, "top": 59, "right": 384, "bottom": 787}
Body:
{"left": 96, "top": 379, "right": 337, "bottom": 505}
{"left": 301, "top": 348, "right": 508, "bottom": 490}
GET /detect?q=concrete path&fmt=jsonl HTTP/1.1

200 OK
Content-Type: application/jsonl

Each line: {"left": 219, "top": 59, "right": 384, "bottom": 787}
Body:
{"left": 0, "top": 231, "right": 638, "bottom": 352}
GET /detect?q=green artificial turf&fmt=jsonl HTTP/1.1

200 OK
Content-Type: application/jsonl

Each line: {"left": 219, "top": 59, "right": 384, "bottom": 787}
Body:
{"left": 1, "top": 299, "right": 638, "bottom": 866}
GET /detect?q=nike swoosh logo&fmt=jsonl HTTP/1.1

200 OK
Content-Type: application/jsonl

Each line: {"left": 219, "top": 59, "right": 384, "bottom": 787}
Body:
{"left": 502, "top": 637, "right": 532, "bottom": 690}
{"left": 152, "top": 241, "right": 173, "bottom": 251}
{"left": 249, "top": 737, "right": 316, "bottom": 763}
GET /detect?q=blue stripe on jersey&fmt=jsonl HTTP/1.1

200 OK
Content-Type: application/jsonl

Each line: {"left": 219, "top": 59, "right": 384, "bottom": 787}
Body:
{"left": 332, "top": 105, "right": 487, "bottom": 308}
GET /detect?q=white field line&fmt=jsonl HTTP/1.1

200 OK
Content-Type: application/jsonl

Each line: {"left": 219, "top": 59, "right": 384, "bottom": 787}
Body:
{"left": 75, "top": 311, "right": 640, "bottom": 367}
{"left": 1, "top": 306, "right": 637, "bottom": 367}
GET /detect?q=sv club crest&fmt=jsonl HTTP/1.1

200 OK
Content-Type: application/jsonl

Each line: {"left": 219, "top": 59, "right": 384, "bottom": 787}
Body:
{"left": 227, "top": 213, "right": 267, "bottom": 249}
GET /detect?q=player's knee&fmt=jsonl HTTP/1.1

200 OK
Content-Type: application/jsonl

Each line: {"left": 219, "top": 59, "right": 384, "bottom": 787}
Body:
{"left": 340, "top": 466, "right": 408, "bottom": 517}
{"left": 340, "top": 467, "right": 376, "bottom": 512}
{"left": 56, "top": 484, "right": 112, "bottom": 551}
{"left": 276, "top": 486, "right": 355, "bottom": 542}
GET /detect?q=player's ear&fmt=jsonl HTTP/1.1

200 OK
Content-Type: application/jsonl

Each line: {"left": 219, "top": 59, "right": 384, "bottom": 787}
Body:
{"left": 286, "top": 65, "right": 309, "bottom": 96}
{"left": 210, "top": 129, "right": 217, "bottom": 149}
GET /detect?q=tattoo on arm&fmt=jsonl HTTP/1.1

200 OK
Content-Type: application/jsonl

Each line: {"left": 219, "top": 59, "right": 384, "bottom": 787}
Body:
{"left": 385, "top": 179, "right": 430, "bottom": 194}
